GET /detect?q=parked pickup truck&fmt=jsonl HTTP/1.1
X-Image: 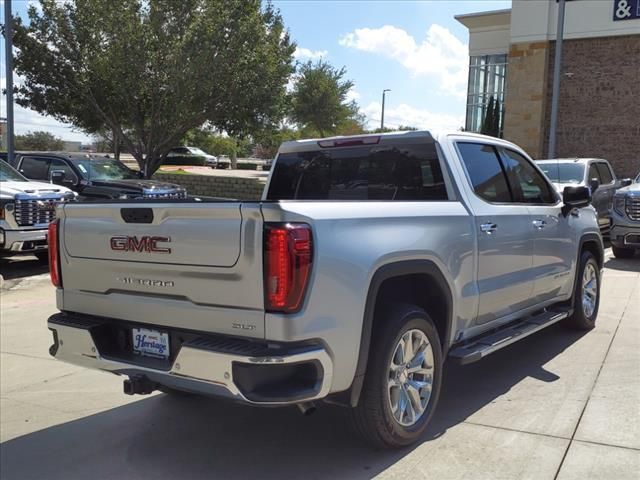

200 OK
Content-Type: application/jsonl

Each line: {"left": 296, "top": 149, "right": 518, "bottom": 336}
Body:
{"left": 14, "top": 152, "right": 187, "bottom": 201}
{"left": 46, "top": 131, "right": 603, "bottom": 448}
{"left": 610, "top": 182, "right": 640, "bottom": 258}
{"left": 536, "top": 158, "right": 631, "bottom": 235}
{"left": 1, "top": 160, "right": 74, "bottom": 260}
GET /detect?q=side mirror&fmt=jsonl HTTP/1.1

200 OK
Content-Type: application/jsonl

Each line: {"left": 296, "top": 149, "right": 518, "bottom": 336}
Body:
{"left": 563, "top": 185, "right": 591, "bottom": 215}
{"left": 621, "top": 178, "right": 632, "bottom": 187}
{"left": 589, "top": 178, "right": 600, "bottom": 192}
{"left": 50, "top": 170, "right": 66, "bottom": 185}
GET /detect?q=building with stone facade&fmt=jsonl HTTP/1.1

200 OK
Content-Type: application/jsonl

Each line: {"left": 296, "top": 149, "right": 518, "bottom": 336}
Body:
{"left": 456, "top": 0, "right": 640, "bottom": 176}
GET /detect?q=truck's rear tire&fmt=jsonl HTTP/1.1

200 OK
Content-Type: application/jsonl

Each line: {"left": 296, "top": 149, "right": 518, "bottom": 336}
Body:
{"left": 350, "top": 304, "right": 443, "bottom": 449}
{"left": 564, "top": 250, "right": 600, "bottom": 331}
{"left": 612, "top": 246, "right": 635, "bottom": 259}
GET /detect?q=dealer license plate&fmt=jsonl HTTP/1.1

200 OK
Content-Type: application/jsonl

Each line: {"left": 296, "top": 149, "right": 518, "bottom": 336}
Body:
{"left": 132, "top": 328, "right": 170, "bottom": 360}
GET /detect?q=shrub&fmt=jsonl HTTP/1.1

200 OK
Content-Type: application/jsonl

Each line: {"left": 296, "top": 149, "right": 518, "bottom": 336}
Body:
{"left": 236, "top": 162, "right": 259, "bottom": 170}
{"left": 163, "top": 155, "right": 207, "bottom": 166}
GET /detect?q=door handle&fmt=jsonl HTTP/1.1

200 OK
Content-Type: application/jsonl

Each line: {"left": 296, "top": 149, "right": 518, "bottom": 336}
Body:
{"left": 480, "top": 222, "right": 498, "bottom": 234}
{"left": 532, "top": 219, "right": 546, "bottom": 229}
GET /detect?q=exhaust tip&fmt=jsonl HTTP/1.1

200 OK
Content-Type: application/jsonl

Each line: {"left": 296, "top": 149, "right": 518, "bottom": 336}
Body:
{"left": 297, "top": 401, "right": 317, "bottom": 416}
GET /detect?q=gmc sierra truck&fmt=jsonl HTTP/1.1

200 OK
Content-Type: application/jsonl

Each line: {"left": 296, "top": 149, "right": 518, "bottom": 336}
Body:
{"left": 1, "top": 160, "right": 74, "bottom": 260}
{"left": 46, "top": 131, "right": 603, "bottom": 448}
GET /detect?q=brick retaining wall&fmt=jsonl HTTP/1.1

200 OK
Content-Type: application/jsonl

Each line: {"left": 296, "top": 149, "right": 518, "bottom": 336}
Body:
{"left": 154, "top": 173, "right": 266, "bottom": 200}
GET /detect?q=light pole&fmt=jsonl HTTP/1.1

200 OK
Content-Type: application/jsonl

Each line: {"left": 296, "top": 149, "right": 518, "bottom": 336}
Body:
{"left": 380, "top": 89, "right": 391, "bottom": 130}
{"left": 4, "top": 0, "right": 15, "bottom": 164}
{"left": 547, "top": 0, "right": 567, "bottom": 159}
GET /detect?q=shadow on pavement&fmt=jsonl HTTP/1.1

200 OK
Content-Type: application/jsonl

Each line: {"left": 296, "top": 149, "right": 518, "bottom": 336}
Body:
{"left": 0, "top": 255, "right": 49, "bottom": 281}
{"left": 0, "top": 324, "right": 586, "bottom": 480}
{"left": 604, "top": 257, "right": 640, "bottom": 273}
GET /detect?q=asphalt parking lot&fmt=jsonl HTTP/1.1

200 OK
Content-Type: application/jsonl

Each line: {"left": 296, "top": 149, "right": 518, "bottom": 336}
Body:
{"left": 1, "top": 250, "right": 638, "bottom": 480}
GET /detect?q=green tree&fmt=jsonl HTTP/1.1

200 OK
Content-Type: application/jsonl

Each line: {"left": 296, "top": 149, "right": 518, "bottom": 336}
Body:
{"left": 15, "top": 131, "right": 64, "bottom": 151}
{"left": 481, "top": 96, "right": 496, "bottom": 137}
{"left": 290, "top": 60, "right": 362, "bottom": 137}
{"left": 493, "top": 98, "right": 502, "bottom": 138}
{"left": 182, "top": 128, "right": 237, "bottom": 157}
{"left": 10, "top": 0, "right": 295, "bottom": 177}
{"left": 253, "top": 126, "right": 300, "bottom": 159}
{"left": 369, "top": 125, "right": 419, "bottom": 134}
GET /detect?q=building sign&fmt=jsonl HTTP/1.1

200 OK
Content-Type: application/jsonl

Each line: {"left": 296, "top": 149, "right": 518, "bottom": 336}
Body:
{"left": 613, "top": 0, "right": 640, "bottom": 20}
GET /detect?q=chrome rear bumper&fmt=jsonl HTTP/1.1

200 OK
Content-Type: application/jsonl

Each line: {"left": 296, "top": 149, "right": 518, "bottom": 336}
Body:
{"left": 48, "top": 313, "right": 333, "bottom": 405}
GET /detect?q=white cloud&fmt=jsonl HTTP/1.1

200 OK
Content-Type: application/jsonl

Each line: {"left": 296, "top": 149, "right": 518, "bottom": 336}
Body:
{"left": 340, "top": 24, "right": 468, "bottom": 98}
{"left": 345, "top": 87, "right": 360, "bottom": 103}
{"left": 362, "top": 101, "right": 464, "bottom": 131}
{"left": 293, "top": 47, "right": 328, "bottom": 61}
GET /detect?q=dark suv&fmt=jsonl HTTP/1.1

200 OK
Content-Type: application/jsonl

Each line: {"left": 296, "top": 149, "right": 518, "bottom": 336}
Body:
{"left": 14, "top": 153, "right": 186, "bottom": 200}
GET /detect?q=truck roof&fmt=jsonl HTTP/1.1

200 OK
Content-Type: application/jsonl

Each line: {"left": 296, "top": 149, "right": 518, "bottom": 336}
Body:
{"left": 278, "top": 130, "right": 519, "bottom": 154}
{"left": 536, "top": 158, "right": 608, "bottom": 164}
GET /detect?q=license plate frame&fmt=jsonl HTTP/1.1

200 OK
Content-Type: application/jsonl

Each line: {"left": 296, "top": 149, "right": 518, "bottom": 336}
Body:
{"left": 131, "top": 327, "right": 170, "bottom": 360}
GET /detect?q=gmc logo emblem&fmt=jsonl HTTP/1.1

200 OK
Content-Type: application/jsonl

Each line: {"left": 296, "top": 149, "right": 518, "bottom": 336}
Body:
{"left": 110, "top": 236, "right": 171, "bottom": 254}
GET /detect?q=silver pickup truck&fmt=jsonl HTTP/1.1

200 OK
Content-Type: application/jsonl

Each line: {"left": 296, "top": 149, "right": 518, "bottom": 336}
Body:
{"left": 46, "top": 131, "right": 603, "bottom": 448}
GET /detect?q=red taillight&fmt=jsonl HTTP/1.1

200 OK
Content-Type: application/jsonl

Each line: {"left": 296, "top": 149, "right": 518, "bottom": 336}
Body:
{"left": 48, "top": 219, "right": 61, "bottom": 287}
{"left": 264, "top": 223, "right": 313, "bottom": 313}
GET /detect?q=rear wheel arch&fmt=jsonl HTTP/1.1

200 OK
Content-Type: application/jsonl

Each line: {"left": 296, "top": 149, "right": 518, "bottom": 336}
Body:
{"left": 348, "top": 260, "right": 453, "bottom": 407}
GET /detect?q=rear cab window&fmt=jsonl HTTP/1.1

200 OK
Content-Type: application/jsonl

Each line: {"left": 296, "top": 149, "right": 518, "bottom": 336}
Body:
{"left": 267, "top": 139, "right": 449, "bottom": 201}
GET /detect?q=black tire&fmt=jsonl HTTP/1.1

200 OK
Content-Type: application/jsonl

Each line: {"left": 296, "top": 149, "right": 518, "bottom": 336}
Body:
{"left": 34, "top": 251, "right": 49, "bottom": 263}
{"left": 564, "top": 250, "right": 600, "bottom": 330}
{"left": 612, "top": 246, "right": 635, "bottom": 259}
{"left": 350, "top": 304, "right": 443, "bottom": 449}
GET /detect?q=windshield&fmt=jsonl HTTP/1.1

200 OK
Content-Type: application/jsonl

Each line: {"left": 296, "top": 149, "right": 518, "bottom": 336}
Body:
{"left": 0, "top": 161, "right": 28, "bottom": 182}
{"left": 189, "top": 147, "right": 207, "bottom": 155}
{"left": 71, "top": 158, "right": 138, "bottom": 180}
{"left": 537, "top": 163, "right": 585, "bottom": 184}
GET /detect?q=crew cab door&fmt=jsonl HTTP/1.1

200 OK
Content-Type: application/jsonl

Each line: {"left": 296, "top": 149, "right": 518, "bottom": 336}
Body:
{"left": 455, "top": 142, "right": 535, "bottom": 325}
{"left": 595, "top": 161, "right": 616, "bottom": 225}
{"left": 587, "top": 163, "right": 609, "bottom": 230}
{"left": 497, "top": 148, "right": 574, "bottom": 302}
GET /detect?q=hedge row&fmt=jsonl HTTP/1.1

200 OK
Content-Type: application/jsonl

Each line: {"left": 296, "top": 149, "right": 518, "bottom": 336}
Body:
{"left": 163, "top": 155, "right": 207, "bottom": 166}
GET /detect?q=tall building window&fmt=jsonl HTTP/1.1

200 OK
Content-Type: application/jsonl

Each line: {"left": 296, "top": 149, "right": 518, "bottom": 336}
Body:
{"left": 465, "top": 54, "right": 507, "bottom": 137}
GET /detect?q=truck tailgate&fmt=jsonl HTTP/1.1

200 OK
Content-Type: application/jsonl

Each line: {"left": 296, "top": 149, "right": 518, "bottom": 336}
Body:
{"left": 57, "top": 202, "right": 266, "bottom": 338}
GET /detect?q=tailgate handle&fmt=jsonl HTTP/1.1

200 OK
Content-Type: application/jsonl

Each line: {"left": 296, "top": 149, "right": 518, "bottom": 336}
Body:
{"left": 121, "top": 208, "right": 154, "bottom": 224}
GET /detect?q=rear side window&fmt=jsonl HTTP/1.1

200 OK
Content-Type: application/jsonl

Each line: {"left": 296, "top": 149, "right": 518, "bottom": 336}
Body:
{"left": 596, "top": 163, "right": 613, "bottom": 184}
{"left": 19, "top": 157, "right": 50, "bottom": 180}
{"left": 457, "top": 142, "right": 512, "bottom": 203}
{"left": 267, "top": 143, "right": 447, "bottom": 201}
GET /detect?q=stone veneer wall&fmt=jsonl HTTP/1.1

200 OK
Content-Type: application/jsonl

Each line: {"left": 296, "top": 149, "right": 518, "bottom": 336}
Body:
{"left": 154, "top": 173, "right": 266, "bottom": 200}
{"left": 542, "top": 35, "right": 640, "bottom": 177}
{"left": 503, "top": 41, "right": 551, "bottom": 158}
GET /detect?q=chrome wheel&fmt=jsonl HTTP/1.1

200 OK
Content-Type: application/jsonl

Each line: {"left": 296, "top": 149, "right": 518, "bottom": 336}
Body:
{"left": 582, "top": 262, "right": 598, "bottom": 319}
{"left": 387, "top": 329, "right": 434, "bottom": 427}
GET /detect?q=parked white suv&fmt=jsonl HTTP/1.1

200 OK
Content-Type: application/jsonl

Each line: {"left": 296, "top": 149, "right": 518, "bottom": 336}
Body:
{"left": 0, "top": 160, "right": 74, "bottom": 261}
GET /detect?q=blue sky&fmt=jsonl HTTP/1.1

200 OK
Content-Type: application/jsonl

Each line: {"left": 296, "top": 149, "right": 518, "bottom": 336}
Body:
{"left": 1, "top": 0, "right": 511, "bottom": 143}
